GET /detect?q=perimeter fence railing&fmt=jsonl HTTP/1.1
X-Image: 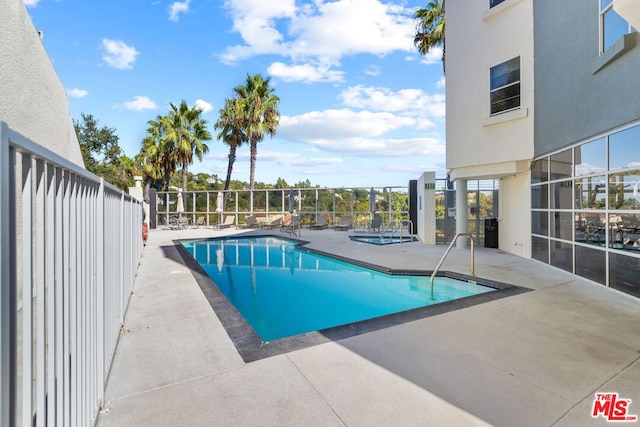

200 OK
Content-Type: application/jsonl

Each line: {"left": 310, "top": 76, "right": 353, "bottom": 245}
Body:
{"left": 0, "top": 122, "right": 144, "bottom": 427}
{"left": 155, "top": 187, "right": 410, "bottom": 230}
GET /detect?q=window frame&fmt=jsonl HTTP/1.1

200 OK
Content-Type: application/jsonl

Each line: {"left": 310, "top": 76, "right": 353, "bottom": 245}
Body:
{"left": 599, "top": 0, "right": 633, "bottom": 54}
{"left": 489, "top": 56, "right": 521, "bottom": 116}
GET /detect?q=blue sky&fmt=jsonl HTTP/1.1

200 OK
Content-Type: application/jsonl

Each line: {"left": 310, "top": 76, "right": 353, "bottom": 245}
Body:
{"left": 26, "top": 0, "right": 445, "bottom": 188}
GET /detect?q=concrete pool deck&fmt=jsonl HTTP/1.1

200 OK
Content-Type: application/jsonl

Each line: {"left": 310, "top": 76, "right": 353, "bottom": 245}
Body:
{"left": 96, "top": 227, "right": 640, "bottom": 426}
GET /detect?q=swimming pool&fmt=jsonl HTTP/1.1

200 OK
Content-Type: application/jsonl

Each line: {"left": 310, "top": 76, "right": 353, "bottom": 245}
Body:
{"left": 181, "top": 236, "right": 496, "bottom": 342}
{"left": 350, "top": 235, "right": 415, "bottom": 245}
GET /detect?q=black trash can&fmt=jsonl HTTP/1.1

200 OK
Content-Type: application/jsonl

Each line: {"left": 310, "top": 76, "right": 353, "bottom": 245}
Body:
{"left": 484, "top": 218, "right": 498, "bottom": 248}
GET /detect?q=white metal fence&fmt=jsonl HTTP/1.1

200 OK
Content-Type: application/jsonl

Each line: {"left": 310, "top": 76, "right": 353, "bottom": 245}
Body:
{"left": 0, "top": 122, "right": 143, "bottom": 426}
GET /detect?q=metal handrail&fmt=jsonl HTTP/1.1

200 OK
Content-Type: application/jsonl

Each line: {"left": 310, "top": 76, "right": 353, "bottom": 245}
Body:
{"left": 380, "top": 219, "right": 414, "bottom": 243}
{"left": 429, "top": 233, "right": 475, "bottom": 300}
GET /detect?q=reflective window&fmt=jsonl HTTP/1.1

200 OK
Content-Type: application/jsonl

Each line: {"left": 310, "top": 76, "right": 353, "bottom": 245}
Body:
{"left": 575, "top": 176, "right": 607, "bottom": 209}
{"left": 550, "top": 211, "right": 573, "bottom": 240}
{"left": 600, "top": 0, "right": 632, "bottom": 52}
{"left": 490, "top": 57, "right": 520, "bottom": 115}
{"left": 610, "top": 213, "right": 640, "bottom": 250}
{"left": 550, "top": 149, "right": 572, "bottom": 180}
{"left": 550, "top": 181, "right": 573, "bottom": 210}
{"left": 609, "top": 171, "right": 640, "bottom": 210}
{"left": 550, "top": 240, "right": 573, "bottom": 272}
{"left": 531, "top": 184, "right": 548, "bottom": 209}
{"left": 532, "top": 236, "right": 548, "bottom": 263}
{"left": 609, "top": 253, "right": 640, "bottom": 297}
{"left": 576, "top": 245, "right": 606, "bottom": 285}
{"left": 575, "top": 138, "right": 606, "bottom": 176}
{"left": 609, "top": 126, "right": 640, "bottom": 171}
{"left": 575, "top": 212, "right": 606, "bottom": 245}
{"left": 532, "top": 211, "right": 548, "bottom": 236}
{"left": 531, "top": 158, "right": 548, "bottom": 184}
{"left": 490, "top": 0, "right": 506, "bottom": 8}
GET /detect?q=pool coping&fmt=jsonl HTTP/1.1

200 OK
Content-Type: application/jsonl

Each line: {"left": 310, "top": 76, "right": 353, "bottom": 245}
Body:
{"left": 174, "top": 235, "right": 532, "bottom": 363}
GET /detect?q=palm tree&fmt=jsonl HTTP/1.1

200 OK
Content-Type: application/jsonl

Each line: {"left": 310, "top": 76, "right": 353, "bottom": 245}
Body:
{"left": 414, "top": 0, "right": 445, "bottom": 72}
{"left": 234, "top": 74, "right": 280, "bottom": 193}
{"left": 143, "top": 116, "right": 175, "bottom": 192}
{"left": 215, "top": 97, "right": 247, "bottom": 191}
{"left": 162, "top": 100, "right": 212, "bottom": 191}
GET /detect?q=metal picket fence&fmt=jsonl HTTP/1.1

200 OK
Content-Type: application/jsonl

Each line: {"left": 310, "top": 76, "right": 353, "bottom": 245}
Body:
{"left": 0, "top": 122, "right": 143, "bottom": 426}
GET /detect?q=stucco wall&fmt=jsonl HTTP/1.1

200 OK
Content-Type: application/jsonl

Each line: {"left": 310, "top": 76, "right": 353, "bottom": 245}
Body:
{"left": 499, "top": 172, "right": 531, "bottom": 257}
{"left": 533, "top": 0, "right": 640, "bottom": 155}
{"left": 446, "top": 0, "right": 534, "bottom": 173}
{"left": 0, "top": 0, "right": 84, "bottom": 166}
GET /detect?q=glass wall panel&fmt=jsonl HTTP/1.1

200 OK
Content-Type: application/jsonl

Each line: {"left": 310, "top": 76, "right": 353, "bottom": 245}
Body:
{"left": 550, "top": 181, "right": 573, "bottom": 209}
{"left": 550, "top": 240, "right": 573, "bottom": 272}
{"left": 611, "top": 213, "right": 640, "bottom": 251}
{"left": 610, "top": 125, "right": 640, "bottom": 170}
{"left": 609, "top": 170, "right": 640, "bottom": 210}
{"left": 576, "top": 245, "right": 606, "bottom": 285}
{"left": 575, "top": 212, "right": 606, "bottom": 245}
{"left": 574, "top": 138, "right": 606, "bottom": 176}
{"left": 532, "top": 211, "right": 548, "bottom": 236}
{"left": 532, "top": 236, "right": 548, "bottom": 263}
{"left": 550, "top": 149, "right": 572, "bottom": 180}
{"left": 531, "top": 184, "right": 548, "bottom": 209}
{"left": 575, "top": 176, "right": 606, "bottom": 209}
{"left": 609, "top": 253, "right": 640, "bottom": 297}
{"left": 550, "top": 211, "right": 573, "bottom": 240}
{"left": 531, "top": 158, "right": 548, "bottom": 184}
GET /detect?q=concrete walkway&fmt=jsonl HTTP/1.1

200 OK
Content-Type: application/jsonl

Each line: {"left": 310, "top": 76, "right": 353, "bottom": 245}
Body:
{"left": 97, "top": 227, "right": 640, "bottom": 426}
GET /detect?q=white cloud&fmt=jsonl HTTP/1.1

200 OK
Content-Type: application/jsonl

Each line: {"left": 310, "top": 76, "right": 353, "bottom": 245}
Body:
{"left": 23, "top": 0, "right": 41, "bottom": 6}
{"left": 220, "top": 0, "right": 415, "bottom": 70}
{"left": 67, "top": 88, "right": 88, "bottom": 98}
{"left": 340, "top": 85, "right": 445, "bottom": 122}
{"left": 267, "top": 62, "right": 344, "bottom": 83}
{"left": 278, "top": 109, "right": 445, "bottom": 157}
{"left": 194, "top": 99, "right": 213, "bottom": 113}
{"left": 436, "top": 77, "right": 446, "bottom": 88}
{"left": 169, "top": 0, "right": 190, "bottom": 21}
{"left": 101, "top": 39, "right": 139, "bottom": 70}
{"left": 123, "top": 96, "right": 157, "bottom": 111}
{"left": 364, "top": 65, "right": 380, "bottom": 76}
{"left": 419, "top": 46, "right": 443, "bottom": 65}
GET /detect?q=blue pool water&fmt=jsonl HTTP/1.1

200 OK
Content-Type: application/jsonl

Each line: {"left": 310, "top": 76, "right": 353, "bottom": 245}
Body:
{"left": 350, "top": 235, "right": 414, "bottom": 245}
{"left": 182, "top": 236, "right": 495, "bottom": 341}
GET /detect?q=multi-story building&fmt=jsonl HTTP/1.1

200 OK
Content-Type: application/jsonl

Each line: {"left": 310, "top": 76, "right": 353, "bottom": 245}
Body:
{"left": 446, "top": 0, "right": 640, "bottom": 298}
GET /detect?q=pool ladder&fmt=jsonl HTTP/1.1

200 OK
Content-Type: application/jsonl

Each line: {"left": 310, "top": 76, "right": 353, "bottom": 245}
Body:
{"left": 429, "top": 233, "right": 475, "bottom": 300}
{"left": 379, "top": 219, "right": 414, "bottom": 243}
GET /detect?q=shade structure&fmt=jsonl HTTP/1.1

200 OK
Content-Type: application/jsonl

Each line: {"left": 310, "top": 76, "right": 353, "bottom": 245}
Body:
{"left": 369, "top": 187, "right": 376, "bottom": 213}
{"left": 176, "top": 191, "right": 184, "bottom": 213}
{"left": 216, "top": 191, "right": 224, "bottom": 213}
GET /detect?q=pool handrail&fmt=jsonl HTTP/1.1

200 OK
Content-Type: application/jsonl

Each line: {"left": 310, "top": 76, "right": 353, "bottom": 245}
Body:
{"left": 429, "top": 233, "right": 475, "bottom": 300}
{"left": 380, "top": 219, "right": 414, "bottom": 243}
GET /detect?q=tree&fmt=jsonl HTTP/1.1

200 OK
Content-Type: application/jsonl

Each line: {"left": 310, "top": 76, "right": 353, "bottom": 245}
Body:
{"left": 142, "top": 116, "right": 174, "bottom": 192}
{"left": 74, "top": 113, "right": 134, "bottom": 190}
{"left": 233, "top": 74, "right": 280, "bottom": 193}
{"left": 161, "top": 100, "right": 212, "bottom": 191}
{"left": 414, "top": 0, "right": 446, "bottom": 72}
{"left": 215, "top": 97, "right": 247, "bottom": 191}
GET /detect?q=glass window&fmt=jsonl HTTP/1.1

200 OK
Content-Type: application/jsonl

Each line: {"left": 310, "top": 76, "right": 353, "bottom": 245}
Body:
{"left": 576, "top": 212, "right": 606, "bottom": 246}
{"left": 532, "top": 236, "right": 548, "bottom": 263}
{"left": 609, "top": 171, "right": 640, "bottom": 210}
{"left": 575, "top": 176, "right": 607, "bottom": 209}
{"left": 550, "top": 211, "right": 573, "bottom": 240}
{"left": 600, "top": 0, "right": 632, "bottom": 52}
{"left": 531, "top": 184, "right": 548, "bottom": 209}
{"left": 490, "top": 57, "right": 520, "bottom": 115}
{"left": 609, "top": 125, "right": 640, "bottom": 171}
{"left": 490, "top": 0, "right": 506, "bottom": 8}
{"left": 550, "top": 149, "right": 572, "bottom": 180}
{"left": 609, "top": 253, "right": 640, "bottom": 297}
{"left": 532, "top": 211, "right": 548, "bottom": 236}
{"left": 531, "top": 158, "right": 548, "bottom": 184}
{"left": 550, "top": 240, "right": 573, "bottom": 272}
{"left": 575, "top": 138, "right": 606, "bottom": 176}
{"left": 551, "top": 181, "right": 573, "bottom": 210}
{"left": 576, "top": 245, "right": 606, "bottom": 285}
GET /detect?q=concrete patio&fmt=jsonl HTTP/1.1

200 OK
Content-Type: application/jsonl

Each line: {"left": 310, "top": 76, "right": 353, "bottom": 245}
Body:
{"left": 96, "top": 226, "right": 640, "bottom": 426}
